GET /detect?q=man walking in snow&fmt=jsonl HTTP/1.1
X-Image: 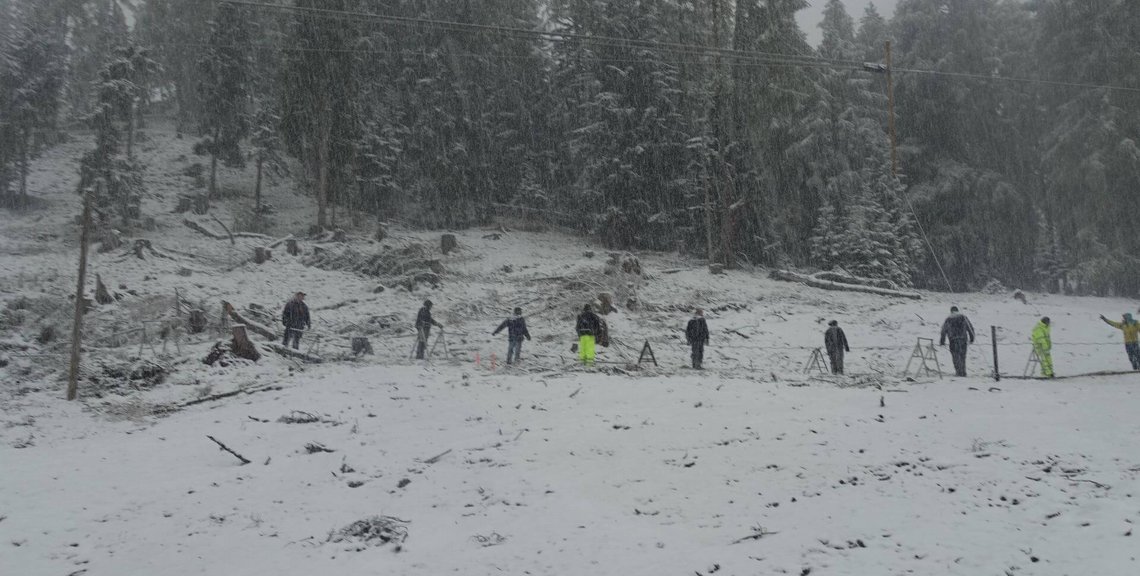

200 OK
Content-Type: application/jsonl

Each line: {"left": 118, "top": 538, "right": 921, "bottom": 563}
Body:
{"left": 685, "top": 309, "right": 710, "bottom": 369}
{"left": 575, "top": 304, "right": 602, "bottom": 366}
{"left": 281, "top": 291, "right": 310, "bottom": 349}
{"left": 1031, "top": 317, "right": 1054, "bottom": 378}
{"left": 939, "top": 306, "right": 975, "bottom": 377}
{"left": 415, "top": 299, "right": 443, "bottom": 360}
{"left": 1100, "top": 312, "right": 1140, "bottom": 370}
{"left": 824, "top": 320, "right": 850, "bottom": 375}
{"left": 493, "top": 307, "right": 531, "bottom": 365}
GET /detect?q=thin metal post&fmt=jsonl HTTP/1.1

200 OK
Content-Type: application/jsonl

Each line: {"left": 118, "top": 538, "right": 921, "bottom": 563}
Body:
{"left": 991, "top": 325, "right": 1000, "bottom": 381}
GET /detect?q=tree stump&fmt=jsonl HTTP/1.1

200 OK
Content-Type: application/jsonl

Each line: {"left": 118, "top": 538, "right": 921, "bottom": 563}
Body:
{"left": 441, "top": 234, "right": 458, "bottom": 255}
{"left": 597, "top": 292, "right": 615, "bottom": 315}
{"left": 374, "top": 225, "right": 387, "bottom": 242}
{"left": 428, "top": 259, "right": 446, "bottom": 275}
{"left": 97, "top": 229, "right": 122, "bottom": 253}
{"left": 285, "top": 238, "right": 301, "bottom": 256}
{"left": 188, "top": 309, "right": 208, "bottom": 334}
{"left": 332, "top": 229, "right": 348, "bottom": 242}
{"left": 254, "top": 247, "right": 272, "bottom": 264}
{"left": 132, "top": 239, "right": 152, "bottom": 259}
{"left": 709, "top": 263, "right": 725, "bottom": 275}
{"left": 231, "top": 325, "right": 261, "bottom": 362}
{"left": 351, "top": 337, "right": 374, "bottom": 356}
{"left": 94, "top": 274, "right": 114, "bottom": 305}
{"left": 175, "top": 196, "right": 193, "bottom": 213}
{"left": 192, "top": 195, "right": 210, "bottom": 215}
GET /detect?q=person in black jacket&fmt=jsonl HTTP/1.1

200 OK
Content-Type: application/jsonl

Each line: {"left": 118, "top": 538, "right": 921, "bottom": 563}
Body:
{"left": 685, "top": 309, "right": 710, "bottom": 369}
{"left": 281, "top": 292, "right": 310, "bottom": 349}
{"left": 824, "top": 320, "right": 850, "bottom": 375}
{"left": 493, "top": 307, "right": 531, "bottom": 364}
{"left": 575, "top": 304, "right": 602, "bottom": 366}
{"left": 415, "top": 300, "right": 443, "bottom": 359}
{"left": 939, "top": 305, "right": 975, "bottom": 376}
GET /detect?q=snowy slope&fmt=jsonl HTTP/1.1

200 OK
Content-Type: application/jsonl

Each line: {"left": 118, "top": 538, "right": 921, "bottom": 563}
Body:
{"left": 2, "top": 122, "right": 1139, "bottom": 576}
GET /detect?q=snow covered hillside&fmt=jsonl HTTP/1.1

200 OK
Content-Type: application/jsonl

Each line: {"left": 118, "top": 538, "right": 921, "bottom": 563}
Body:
{"left": 2, "top": 126, "right": 1139, "bottom": 575}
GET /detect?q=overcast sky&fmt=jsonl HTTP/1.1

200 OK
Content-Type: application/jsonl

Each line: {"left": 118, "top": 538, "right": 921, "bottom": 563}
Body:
{"left": 797, "top": 0, "right": 901, "bottom": 47}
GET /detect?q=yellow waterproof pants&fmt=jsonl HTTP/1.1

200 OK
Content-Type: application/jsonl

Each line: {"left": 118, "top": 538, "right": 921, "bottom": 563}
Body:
{"left": 1035, "top": 345, "right": 1054, "bottom": 377}
{"left": 579, "top": 335, "right": 596, "bottom": 365}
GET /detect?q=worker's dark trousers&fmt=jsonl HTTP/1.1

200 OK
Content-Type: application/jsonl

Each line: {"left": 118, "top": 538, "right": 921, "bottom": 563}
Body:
{"left": 948, "top": 339, "right": 968, "bottom": 376}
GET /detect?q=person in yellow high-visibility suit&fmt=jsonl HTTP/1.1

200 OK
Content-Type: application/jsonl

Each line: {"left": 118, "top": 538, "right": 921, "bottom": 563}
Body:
{"left": 1099, "top": 313, "right": 1140, "bottom": 370}
{"left": 1031, "top": 317, "right": 1054, "bottom": 378}
{"left": 575, "top": 304, "right": 602, "bottom": 366}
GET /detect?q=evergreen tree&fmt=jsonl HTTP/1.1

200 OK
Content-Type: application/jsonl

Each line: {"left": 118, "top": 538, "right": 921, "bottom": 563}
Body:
{"left": 1036, "top": 0, "right": 1140, "bottom": 295}
{"left": 552, "top": 0, "right": 696, "bottom": 249}
{"left": 855, "top": 3, "right": 889, "bottom": 62}
{"left": 79, "top": 44, "right": 154, "bottom": 226}
{"left": 135, "top": 0, "right": 213, "bottom": 132}
{"left": 0, "top": 0, "right": 67, "bottom": 206}
{"left": 195, "top": 1, "right": 252, "bottom": 200}
{"left": 65, "top": 0, "right": 128, "bottom": 121}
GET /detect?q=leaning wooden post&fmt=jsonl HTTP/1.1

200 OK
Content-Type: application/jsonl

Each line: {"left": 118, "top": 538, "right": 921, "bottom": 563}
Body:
{"left": 991, "top": 325, "right": 1000, "bottom": 382}
{"left": 67, "top": 190, "right": 94, "bottom": 400}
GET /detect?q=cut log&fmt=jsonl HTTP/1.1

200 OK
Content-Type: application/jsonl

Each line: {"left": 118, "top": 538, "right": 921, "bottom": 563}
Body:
{"left": 285, "top": 238, "right": 301, "bottom": 256}
{"left": 267, "top": 342, "right": 323, "bottom": 363}
{"left": 231, "top": 325, "right": 262, "bottom": 362}
{"left": 769, "top": 269, "right": 922, "bottom": 300}
{"left": 332, "top": 229, "right": 348, "bottom": 243}
{"left": 94, "top": 274, "right": 114, "bottom": 305}
{"left": 441, "top": 233, "right": 458, "bottom": 255}
{"left": 222, "top": 301, "right": 278, "bottom": 340}
{"left": 374, "top": 225, "right": 387, "bottom": 242}
{"left": 709, "top": 263, "right": 725, "bottom": 275}
{"left": 254, "top": 247, "right": 272, "bottom": 264}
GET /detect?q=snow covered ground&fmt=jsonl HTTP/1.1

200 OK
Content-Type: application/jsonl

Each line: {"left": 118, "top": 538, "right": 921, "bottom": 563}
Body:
{"left": 2, "top": 124, "right": 1139, "bottom": 575}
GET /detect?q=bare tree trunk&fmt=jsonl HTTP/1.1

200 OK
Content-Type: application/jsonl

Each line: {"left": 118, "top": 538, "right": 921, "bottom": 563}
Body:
{"left": 67, "top": 191, "right": 94, "bottom": 401}
{"left": 316, "top": 111, "right": 330, "bottom": 231}
{"left": 254, "top": 154, "right": 264, "bottom": 213}
{"left": 19, "top": 130, "right": 30, "bottom": 204}
{"left": 126, "top": 100, "right": 136, "bottom": 160}
{"left": 208, "top": 128, "right": 220, "bottom": 200}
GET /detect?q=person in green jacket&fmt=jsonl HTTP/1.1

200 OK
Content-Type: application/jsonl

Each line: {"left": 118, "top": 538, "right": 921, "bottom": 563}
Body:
{"left": 1031, "top": 317, "right": 1054, "bottom": 378}
{"left": 1099, "top": 313, "right": 1140, "bottom": 370}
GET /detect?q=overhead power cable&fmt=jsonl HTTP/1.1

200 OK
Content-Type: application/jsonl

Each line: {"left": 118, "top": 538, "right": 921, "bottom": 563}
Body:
{"left": 220, "top": 0, "right": 1140, "bottom": 94}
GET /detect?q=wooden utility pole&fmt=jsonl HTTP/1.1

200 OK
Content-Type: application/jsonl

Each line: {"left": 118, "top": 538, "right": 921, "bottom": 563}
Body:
{"left": 886, "top": 41, "right": 898, "bottom": 177}
{"left": 67, "top": 190, "right": 94, "bottom": 400}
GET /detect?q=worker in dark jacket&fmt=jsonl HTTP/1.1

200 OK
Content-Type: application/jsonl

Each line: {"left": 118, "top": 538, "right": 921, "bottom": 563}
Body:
{"left": 685, "top": 309, "right": 710, "bottom": 369}
{"left": 939, "top": 305, "right": 975, "bottom": 377}
{"left": 824, "top": 320, "right": 850, "bottom": 375}
{"left": 281, "top": 291, "right": 310, "bottom": 349}
{"left": 575, "top": 304, "right": 602, "bottom": 366}
{"left": 415, "top": 300, "right": 443, "bottom": 360}
{"left": 493, "top": 307, "right": 531, "bottom": 365}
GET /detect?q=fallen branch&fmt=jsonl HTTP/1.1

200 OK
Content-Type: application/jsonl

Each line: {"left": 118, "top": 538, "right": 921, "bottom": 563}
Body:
{"left": 423, "top": 448, "right": 452, "bottom": 464}
{"left": 732, "top": 526, "right": 779, "bottom": 544}
{"left": 207, "top": 435, "right": 251, "bottom": 465}
{"left": 1062, "top": 475, "right": 1110, "bottom": 489}
{"left": 222, "top": 301, "right": 278, "bottom": 340}
{"left": 267, "top": 342, "right": 323, "bottom": 363}
{"left": 769, "top": 269, "right": 922, "bottom": 300}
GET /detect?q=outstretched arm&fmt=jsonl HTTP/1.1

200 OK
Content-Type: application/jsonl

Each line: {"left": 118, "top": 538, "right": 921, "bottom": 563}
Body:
{"left": 493, "top": 319, "right": 509, "bottom": 335}
{"left": 1101, "top": 315, "right": 1122, "bottom": 329}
